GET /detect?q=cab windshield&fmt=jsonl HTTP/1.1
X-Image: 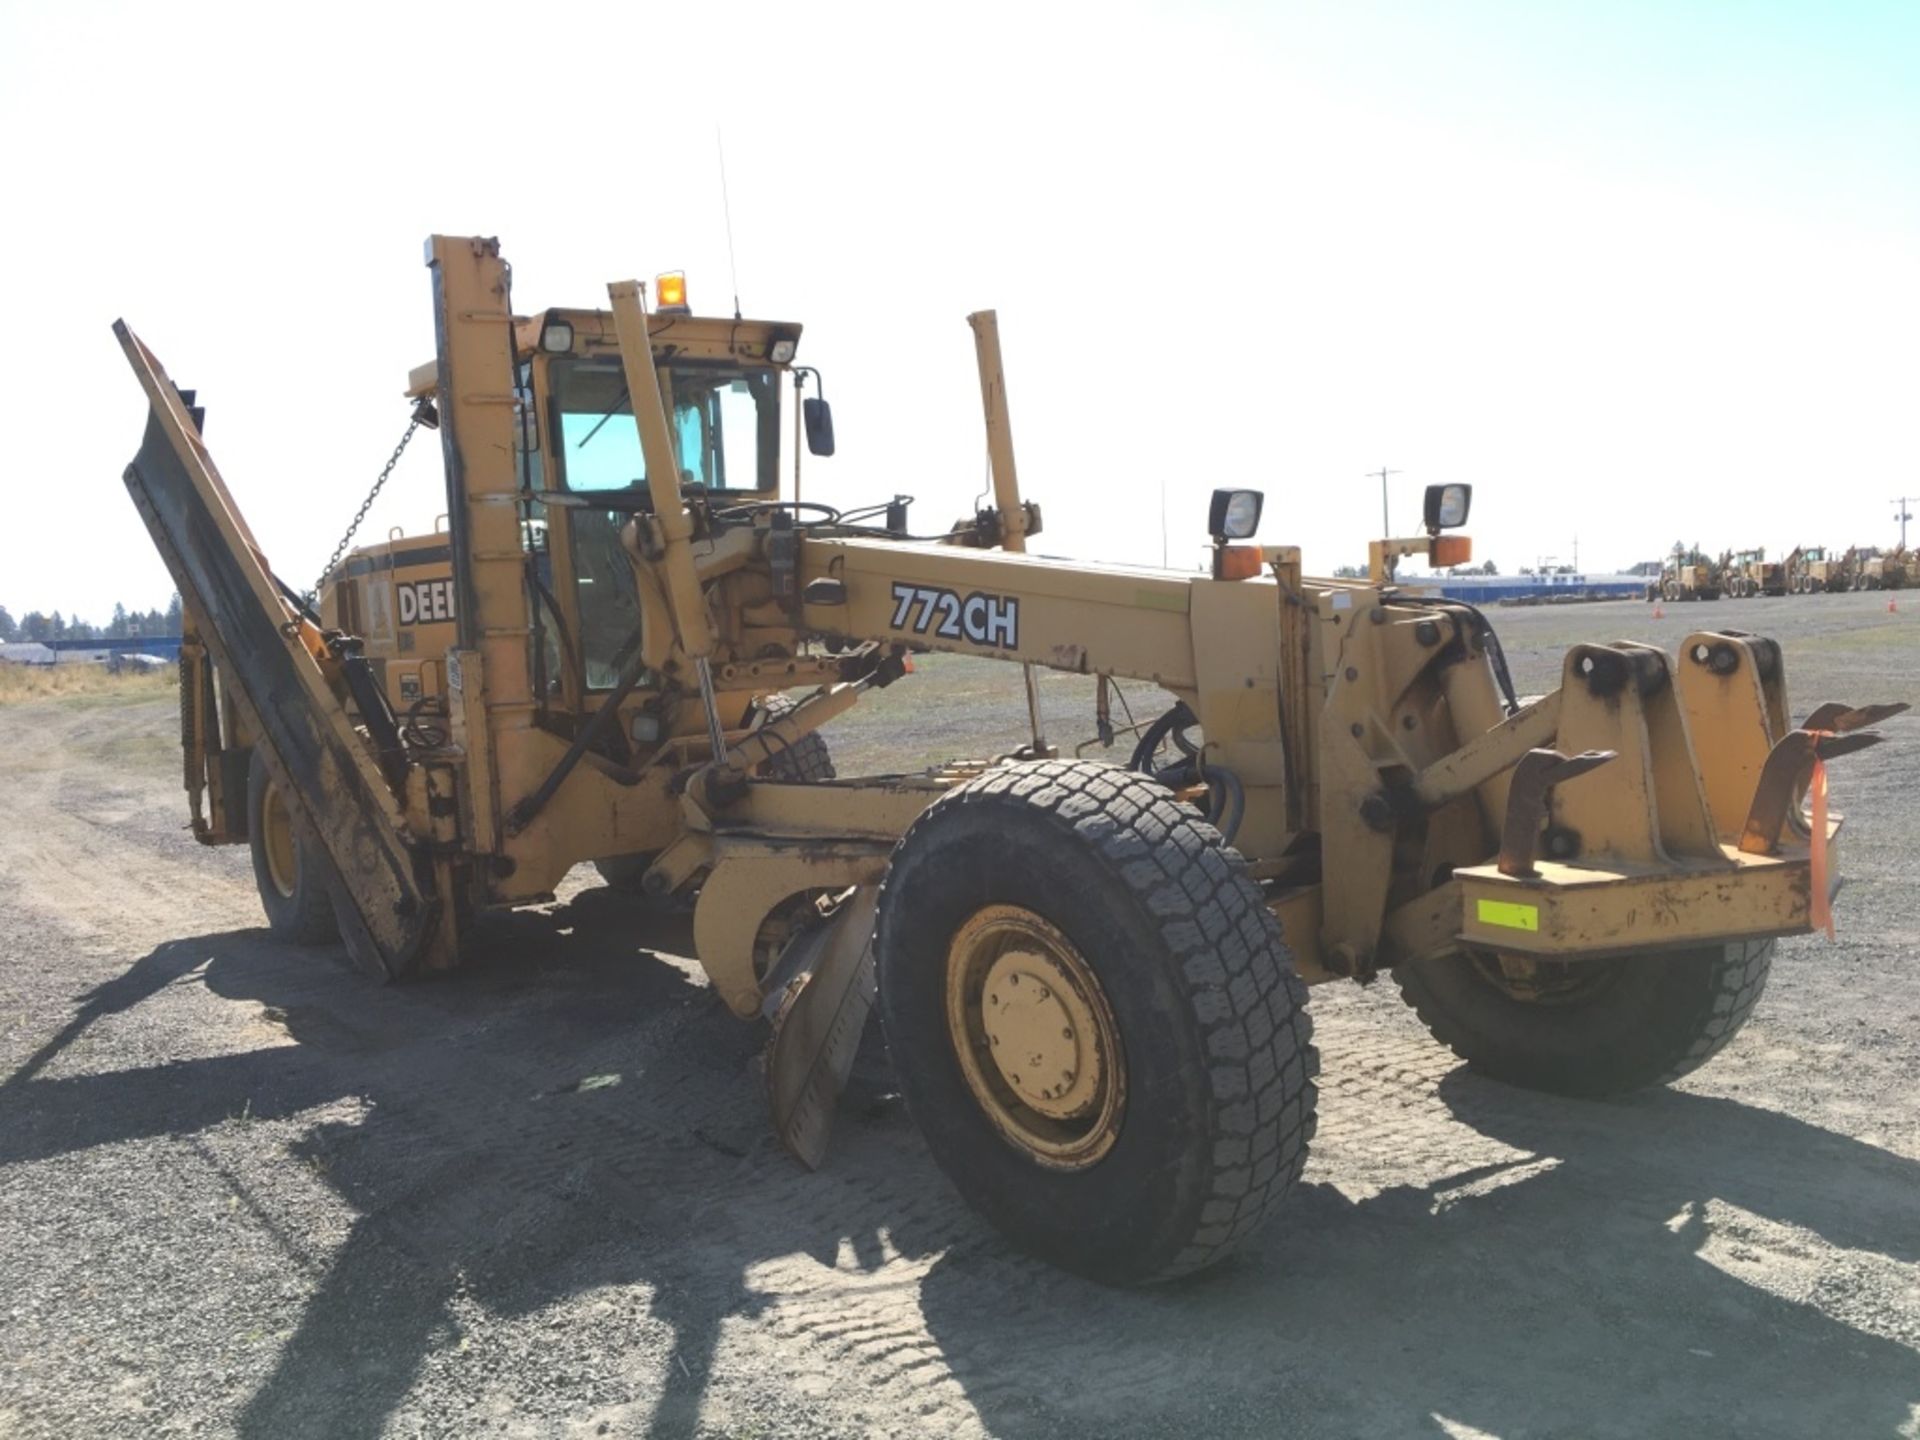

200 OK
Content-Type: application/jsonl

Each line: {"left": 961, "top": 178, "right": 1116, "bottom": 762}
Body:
{"left": 551, "top": 357, "right": 780, "bottom": 497}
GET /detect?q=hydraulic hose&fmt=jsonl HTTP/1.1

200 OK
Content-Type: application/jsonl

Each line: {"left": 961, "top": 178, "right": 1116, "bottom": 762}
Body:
{"left": 1130, "top": 701, "right": 1246, "bottom": 843}
{"left": 1435, "top": 600, "right": 1520, "bottom": 715}
{"left": 1129, "top": 702, "right": 1198, "bottom": 773}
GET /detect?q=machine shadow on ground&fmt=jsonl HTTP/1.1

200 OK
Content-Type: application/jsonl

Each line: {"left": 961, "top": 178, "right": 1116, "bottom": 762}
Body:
{"left": 916, "top": 1068, "right": 1920, "bottom": 1438}
{"left": 6, "top": 892, "right": 1919, "bottom": 1439}
{"left": 0, "top": 887, "right": 941, "bottom": 1439}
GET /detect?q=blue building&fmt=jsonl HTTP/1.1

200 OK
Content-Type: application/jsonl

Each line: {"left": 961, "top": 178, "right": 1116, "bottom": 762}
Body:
{"left": 1400, "top": 572, "right": 1645, "bottom": 604}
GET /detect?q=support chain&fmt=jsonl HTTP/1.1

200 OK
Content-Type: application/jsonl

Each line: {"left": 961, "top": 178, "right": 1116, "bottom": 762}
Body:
{"left": 304, "top": 398, "right": 437, "bottom": 608}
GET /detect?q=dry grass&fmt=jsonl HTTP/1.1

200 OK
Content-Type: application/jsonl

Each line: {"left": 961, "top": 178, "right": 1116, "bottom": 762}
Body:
{"left": 0, "top": 663, "right": 177, "bottom": 708}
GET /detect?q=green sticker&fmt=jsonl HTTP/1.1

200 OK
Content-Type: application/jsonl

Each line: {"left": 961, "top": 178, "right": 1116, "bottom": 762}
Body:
{"left": 1476, "top": 898, "right": 1540, "bottom": 932}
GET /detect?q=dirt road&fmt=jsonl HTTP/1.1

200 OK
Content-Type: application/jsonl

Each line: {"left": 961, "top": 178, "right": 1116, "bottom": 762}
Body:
{"left": 2, "top": 597, "right": 1917, "bottom": 1438}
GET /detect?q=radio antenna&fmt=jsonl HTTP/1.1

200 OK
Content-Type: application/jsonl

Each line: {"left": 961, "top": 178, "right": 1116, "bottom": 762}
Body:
{"left": 717, "top": 126, "right": 743, "bottom": 321}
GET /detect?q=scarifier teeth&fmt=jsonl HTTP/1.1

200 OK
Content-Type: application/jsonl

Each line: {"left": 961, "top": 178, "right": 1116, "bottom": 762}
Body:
{"left": 1801, "top": 701, "right": 1910, "bottom": 733}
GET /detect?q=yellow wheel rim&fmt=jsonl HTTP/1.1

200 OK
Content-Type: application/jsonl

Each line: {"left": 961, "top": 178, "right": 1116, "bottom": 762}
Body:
{"left": 944, "top": 904, "right": 1125, "bottom": 1169}
{"left": 261, "top": 778, "right": 299, "bottom": 900}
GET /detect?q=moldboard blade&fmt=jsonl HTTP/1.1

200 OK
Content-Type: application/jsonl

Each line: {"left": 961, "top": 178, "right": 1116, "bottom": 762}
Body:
{"left": 763, "top": 887, "right": 879, "bottom": 1169}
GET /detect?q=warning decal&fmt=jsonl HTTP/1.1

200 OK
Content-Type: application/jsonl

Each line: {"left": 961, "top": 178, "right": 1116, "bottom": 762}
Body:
{"left": 1475, "top": 898, "right": 1540, "bottom": 932}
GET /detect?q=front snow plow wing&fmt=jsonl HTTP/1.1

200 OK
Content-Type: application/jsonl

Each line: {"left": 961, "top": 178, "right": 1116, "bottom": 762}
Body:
{"left": 114, "top": 321, "right": 440, "bottom": 979}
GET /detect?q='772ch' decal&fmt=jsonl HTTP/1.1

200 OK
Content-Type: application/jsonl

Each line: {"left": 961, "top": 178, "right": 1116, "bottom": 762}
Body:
{"left": 889, "top": 582, "right": 1019, "bottom": 650}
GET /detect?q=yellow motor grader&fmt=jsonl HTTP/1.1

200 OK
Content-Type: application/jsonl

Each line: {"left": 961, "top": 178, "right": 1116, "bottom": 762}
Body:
{"left": 1789, "top": 545, "right": 1861, "bottom": 595}
{"left": 1850, "top": 547, "right": 1902, "bottom": 592}
{"left": 1652, "top": 545, "right": 1725, "bottom": 602}
{"left": 1726, "top": 548, "right": 1787, "bottom": 599}
{"left": 116, "top": 236, "right": 1901, "bottom": 1284}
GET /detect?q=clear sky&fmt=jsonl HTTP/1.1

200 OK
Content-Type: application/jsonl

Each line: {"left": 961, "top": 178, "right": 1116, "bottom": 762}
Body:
{"left": 2, "top": 0, "right": 1915, "bottom": 622}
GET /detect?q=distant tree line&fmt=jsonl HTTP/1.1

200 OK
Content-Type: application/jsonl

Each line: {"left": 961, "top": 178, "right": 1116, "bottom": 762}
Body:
{"left": 0, "top": 594, "right": 183, "bottom": 644}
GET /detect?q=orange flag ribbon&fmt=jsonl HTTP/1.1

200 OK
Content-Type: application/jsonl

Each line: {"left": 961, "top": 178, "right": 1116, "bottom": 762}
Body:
{"left": 1808, "top": 740, "right": 1834, "bottom": 940}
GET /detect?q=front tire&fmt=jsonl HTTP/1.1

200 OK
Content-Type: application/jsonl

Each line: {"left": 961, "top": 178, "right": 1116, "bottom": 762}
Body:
{"left": 1394, "top": 940, "right": 1772, "bottom": 1097}
{"left": 875, "top": 760, "right": 1317, "bottom": 1284}
{"left": 247, "top": 749, "right": 340, "bottom": 945}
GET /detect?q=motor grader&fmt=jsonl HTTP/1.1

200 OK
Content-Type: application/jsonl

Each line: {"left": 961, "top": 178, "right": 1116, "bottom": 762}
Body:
{"left": 1789, "top": 545, "right": 1858, "bottom": 594}
{"left": 1652, "top": 544, "right": 1725, "bottom": 602}
{"left": 1861, "top": 546, "right": 1914, "bottom": 591}
{"left": 115, "top": 235, "right": 1902, "bottom": 1285}
{"left": 1849, "top": 547, "right": 1896, "bottom": 591}
{"left": 1726, "top": 547, "right": 1787, "bottom": 599}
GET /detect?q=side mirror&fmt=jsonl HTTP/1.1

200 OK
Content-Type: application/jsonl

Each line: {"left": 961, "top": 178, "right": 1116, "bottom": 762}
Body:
{"left": 1423, "top": 482, "right": 1472, "bottom": 531}
{"left": 803, "top": 397, "right": 836, "bottom": 457}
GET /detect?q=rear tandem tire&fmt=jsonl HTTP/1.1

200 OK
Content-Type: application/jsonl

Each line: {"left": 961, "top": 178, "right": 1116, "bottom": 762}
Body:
{"left": 745, "top": 691, "right": 836, "bottom": 782}
{"left": 595, "top": 692, "right": 835, "bottom": 892}
{"left": 1393, "top": 940, "right": 1773, "bottom": 1098}
{"left": 247, "top": 749, "right": 341, "bottom": 946}
{"left": 875, "top": 759, "right": 1318, "bottom": 1284}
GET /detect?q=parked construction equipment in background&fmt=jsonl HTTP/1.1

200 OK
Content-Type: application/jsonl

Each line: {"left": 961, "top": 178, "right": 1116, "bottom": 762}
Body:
{"left": 1837, "top": 546, "right": 1875, "bottom": 592}
{"left": 1726, "top": 548, "right": 1788, "bottom": 599}
{"left": 116, "top": 236, "right": 1903, "bottom": 1285}
{"left": 1650, "top": 544, "right": 1725, "bottom": 602}
{"left": 1860, "top": 546, "right": 1915, "bottom": 591}
{"left": 1790, "top": 545, "right": 1854, "bottom": 594}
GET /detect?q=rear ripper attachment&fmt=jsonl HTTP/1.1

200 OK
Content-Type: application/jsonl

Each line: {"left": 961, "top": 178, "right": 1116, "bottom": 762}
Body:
{"left": 1452, "top": 633, "right": 1903, "bottom": 960}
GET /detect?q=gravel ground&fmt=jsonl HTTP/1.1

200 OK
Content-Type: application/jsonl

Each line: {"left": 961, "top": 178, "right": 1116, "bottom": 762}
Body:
{"left": 1, "top": 593, "right": 1916, "bottom": 1438}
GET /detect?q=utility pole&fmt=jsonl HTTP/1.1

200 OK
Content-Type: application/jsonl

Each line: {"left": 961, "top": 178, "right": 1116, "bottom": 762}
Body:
{"left": 1896, "top": 496, "right": 1914, "bottom": 550}
{"left": 1159, "top": 474, "right": 1169, "bottom": 568}
{"left": 1368, "top": 467, "right": 1402, "bottom": 534}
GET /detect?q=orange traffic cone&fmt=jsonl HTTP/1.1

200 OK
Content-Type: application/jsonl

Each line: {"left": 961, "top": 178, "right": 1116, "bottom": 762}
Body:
{"left": 1889, "top": 596, "right": 1899, "bottom": 614}
{"left": 1653, "top": 603, "right": 1665, "bottom": 619}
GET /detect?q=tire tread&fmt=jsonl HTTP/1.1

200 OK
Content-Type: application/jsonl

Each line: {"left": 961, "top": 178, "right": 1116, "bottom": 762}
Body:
{"left": 880, "top": 759, "right": 1317, "bottom": 1280}
{"left": 1395, "top": 937, "right": 1773, "bottom": 1094}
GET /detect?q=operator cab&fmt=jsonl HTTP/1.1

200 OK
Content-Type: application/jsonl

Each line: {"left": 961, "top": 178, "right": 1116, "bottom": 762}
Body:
{"left": 400, "top": 283, "right": 819, "bottom": 704}
{"left": 535, "top": 309, "right": 791, "bottom": 507}
{"left": 521, "top": 300, "right": 805, "bottom": 693}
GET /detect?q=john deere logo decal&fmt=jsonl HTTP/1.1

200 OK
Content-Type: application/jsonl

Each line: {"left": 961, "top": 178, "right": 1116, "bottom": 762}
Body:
{"left": 397, "top": 579, "right": 456, "bottom": 626}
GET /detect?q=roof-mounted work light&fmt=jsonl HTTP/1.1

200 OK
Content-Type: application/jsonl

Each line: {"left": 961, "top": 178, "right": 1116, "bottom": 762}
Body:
{"left": 538, "top": 316, "right": 574, "bottom": 354}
